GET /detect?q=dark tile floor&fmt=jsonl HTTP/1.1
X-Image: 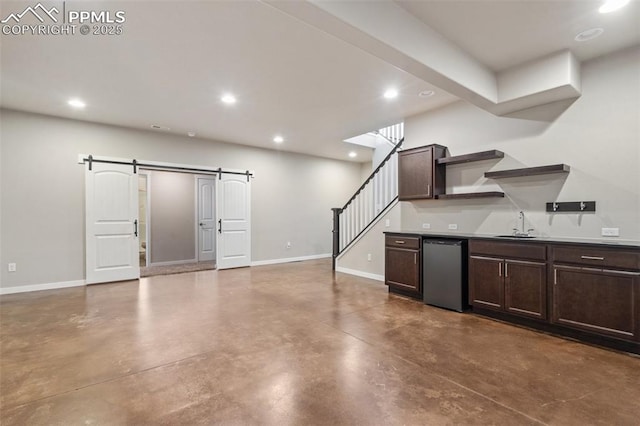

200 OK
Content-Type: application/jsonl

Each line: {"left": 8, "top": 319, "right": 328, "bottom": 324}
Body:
{"left": 1, "top": 259, "right": 638, "bottom": 425}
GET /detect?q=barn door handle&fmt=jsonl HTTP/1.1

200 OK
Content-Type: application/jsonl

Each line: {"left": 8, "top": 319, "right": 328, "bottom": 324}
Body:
{"left": 218, "top": 219, "right": 222, "bottom": 234}
{"left": 134, "top": 220, "right": 138, "bottom": 237}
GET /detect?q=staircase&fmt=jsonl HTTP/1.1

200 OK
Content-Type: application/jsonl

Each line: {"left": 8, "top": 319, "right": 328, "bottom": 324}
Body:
{"left": 332, "top": 123, "right": 404, "bottom": 269}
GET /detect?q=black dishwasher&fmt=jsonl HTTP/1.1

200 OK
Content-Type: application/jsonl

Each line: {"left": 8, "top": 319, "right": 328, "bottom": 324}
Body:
{"left": 422, "top": 239, "right": 468, "bottom": 312}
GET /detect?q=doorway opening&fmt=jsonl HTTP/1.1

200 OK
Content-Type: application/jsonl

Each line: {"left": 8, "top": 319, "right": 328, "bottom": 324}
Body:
{"left": 138, "top": 170, "right": 217, "bottom": 278}
{"left": 138, "top": 173, "right": 148, "bottom": 267}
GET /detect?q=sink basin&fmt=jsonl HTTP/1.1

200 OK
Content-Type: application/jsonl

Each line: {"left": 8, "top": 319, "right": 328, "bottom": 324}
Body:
{"left": 495, "top": 235, "right": 536, "bottom": 239}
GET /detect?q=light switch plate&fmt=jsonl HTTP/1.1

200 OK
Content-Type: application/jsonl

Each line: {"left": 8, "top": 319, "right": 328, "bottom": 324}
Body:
{"left": 8, "top": 263, "right": 16, "bottom": 272}
{"left": 422, "top": 223, "right": 431, "bottom": 229}
{"left": 602, "top": 227, "right": 619, "bottom": 237}
{"left": 448, "top": 224, "right": 458, "bottom": 230}
{"left": 385, "top": 219, "right": 390, "bottom": 227}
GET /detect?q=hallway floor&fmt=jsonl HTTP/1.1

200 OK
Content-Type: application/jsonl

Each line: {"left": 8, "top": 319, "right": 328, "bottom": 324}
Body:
{"left": 1, "top": 259, "right": 638, "bottom": 425}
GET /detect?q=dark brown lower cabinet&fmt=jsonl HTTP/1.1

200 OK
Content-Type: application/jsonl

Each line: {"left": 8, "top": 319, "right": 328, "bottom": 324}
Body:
{"left": 553, "top": 265, "right": 640, "bottom": 341}
{"left": 385, "top": 235, "right": 421, "bottom": 298}
{"left": 469, "top": 256, "right": 503, "bottom": 310}
{"left": 468, "top": 237, "right": 547, "bottom": 321}
{"left": 505, "top": 260, "right": 547, "bottom": 320}
{"left": 469, "top": 255, "right": 546, "bottom": 320}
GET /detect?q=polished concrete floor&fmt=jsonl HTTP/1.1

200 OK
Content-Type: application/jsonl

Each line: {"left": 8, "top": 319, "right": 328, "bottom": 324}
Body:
{"left": 1, "top": 259, "right": 639, "bottom": 425}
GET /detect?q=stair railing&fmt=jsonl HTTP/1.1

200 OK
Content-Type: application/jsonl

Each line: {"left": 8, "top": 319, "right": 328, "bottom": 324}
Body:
{"left": 332, "top": 125, "right": 404, "bottom": 269}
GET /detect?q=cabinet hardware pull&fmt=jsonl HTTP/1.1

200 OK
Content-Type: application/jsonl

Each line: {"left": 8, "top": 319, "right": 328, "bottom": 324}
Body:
{"left": 581, "top": 256, "right": 604, "bottom": 261}
{"left": 601, "top": 269, "right": 640, "bottom": 276}
{"left": 505, "top": 263, "right": 508, "bottom": 278}
{"left": 414, "top": 253, "right": 417, "bottom": 264}
{"left": 395, "top": 240, "right": 406, "bottom": 244}
{"left": 554, "top": 268, "right": 557, "bottom": 285}
{"left": 498, "top": 263, "right": 502, "bottom": 277}
{"left": 427, "top": 184, "right": 430, "bottom": 196}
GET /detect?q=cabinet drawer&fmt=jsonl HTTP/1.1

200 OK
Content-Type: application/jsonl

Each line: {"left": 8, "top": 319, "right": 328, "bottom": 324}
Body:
{"left": 552, "top": 246, "right": 640, "bottom": 270}
{"left": 386, "top": 235, "right": 420, "bottom": 249}
{"left": 469, "top": 240, "right": 546, "bottom": 261}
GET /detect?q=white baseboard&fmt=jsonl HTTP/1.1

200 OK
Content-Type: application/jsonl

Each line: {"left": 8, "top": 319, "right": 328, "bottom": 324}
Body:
{"left": 0, "top": 279, "right": 86, "bottom": 295}
{"left": 335, "top": 266, "right": 384, "bottom": 282}
{"left": 251, "top": 253, "right": 331, "bottom": 267}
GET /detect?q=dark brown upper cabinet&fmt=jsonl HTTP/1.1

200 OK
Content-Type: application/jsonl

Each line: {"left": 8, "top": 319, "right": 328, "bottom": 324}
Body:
{"left": 398, "top": 144, "right": 446, "bottom": 201}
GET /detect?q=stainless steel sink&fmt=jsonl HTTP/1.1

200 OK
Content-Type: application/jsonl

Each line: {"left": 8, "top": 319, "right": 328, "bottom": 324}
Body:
{"left": 495, "top": 235, "right": 536, "bottom": 239}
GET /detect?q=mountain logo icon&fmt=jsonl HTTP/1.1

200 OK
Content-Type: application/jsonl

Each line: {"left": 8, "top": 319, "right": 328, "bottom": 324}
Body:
{"left": 1, "top": 2, "right": 60, "bottom": 24}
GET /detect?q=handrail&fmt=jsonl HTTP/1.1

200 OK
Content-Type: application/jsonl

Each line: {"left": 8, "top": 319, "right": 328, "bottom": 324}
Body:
{"left": 341, "top": 137, "right": 404, "bottom": 211}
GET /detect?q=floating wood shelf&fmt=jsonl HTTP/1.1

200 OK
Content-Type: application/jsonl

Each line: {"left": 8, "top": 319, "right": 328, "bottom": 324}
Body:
{"left": 436, "top": 149, "right": 504, "bottom": 165}
{"left": 485, "top": 164, "right": 570, "bottom": 179}
{"left": 436, "top": 191, "right": 505, "bottom": 200}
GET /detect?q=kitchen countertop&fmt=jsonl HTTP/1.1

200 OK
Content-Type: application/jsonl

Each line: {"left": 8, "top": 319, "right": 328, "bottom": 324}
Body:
{"left": 384, "top": 231, "right": 640, "bottom": 249}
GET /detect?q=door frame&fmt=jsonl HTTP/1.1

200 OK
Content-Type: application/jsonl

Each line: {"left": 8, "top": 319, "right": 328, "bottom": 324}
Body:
{"left": 194, "top": 174, "right": 217, "bottom": 263}
{"left": 138, "top": 170, "right": 151, "bottom": 267}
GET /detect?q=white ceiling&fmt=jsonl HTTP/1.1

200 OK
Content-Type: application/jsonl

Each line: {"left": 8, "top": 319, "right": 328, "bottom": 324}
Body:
{"left": 1, "top": 1, "right": 639, "bottom": 162}
{"left": 397, "top": 0, "right": 640, "bottom": 71}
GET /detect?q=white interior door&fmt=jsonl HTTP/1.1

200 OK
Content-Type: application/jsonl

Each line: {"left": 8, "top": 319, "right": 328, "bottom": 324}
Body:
{"left": 197, "top": 177, "right": 216, "bottom": 262}
{"left": 216, "top": 173, "right": 251, "bottom": 269}
{"left": 85, "top": 162, "right": 139, "bottom": 284}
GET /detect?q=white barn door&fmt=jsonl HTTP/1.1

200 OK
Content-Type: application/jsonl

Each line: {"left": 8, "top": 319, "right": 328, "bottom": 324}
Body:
{"left": 216, "top": 173, "right": 251, "bottom": 269}
{"left": 85, "top": 162, "right": 139, "bottom": 284}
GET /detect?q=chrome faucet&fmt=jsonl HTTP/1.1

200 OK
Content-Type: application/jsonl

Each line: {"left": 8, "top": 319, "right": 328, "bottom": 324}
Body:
{"left": 512, "top": 211, "right": 535, "bottom": 237}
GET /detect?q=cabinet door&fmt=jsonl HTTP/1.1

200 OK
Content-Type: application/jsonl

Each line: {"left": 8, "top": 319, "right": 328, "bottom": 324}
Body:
{"left": 553, "top": 265, "right": 640, "bottom": 341}
{"left": 398, "top": 147, "right": 432, "bottom": 200}
{"left": 385, "top": 247, "right": 420, "bottom": 295}
{"left": 504, "top": 260, "right": 547, "bottom": 320}
{"left": 469, "top": 256, "right": 503, "bottom": 311}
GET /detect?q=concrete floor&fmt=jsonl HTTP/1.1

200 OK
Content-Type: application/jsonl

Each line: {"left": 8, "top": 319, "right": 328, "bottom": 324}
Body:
{"left": 1, "top": 259, "right": 638, "bottom": 425}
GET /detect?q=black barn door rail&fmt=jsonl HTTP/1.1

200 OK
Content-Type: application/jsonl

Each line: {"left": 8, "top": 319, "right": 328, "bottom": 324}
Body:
{"left": 82, "top": 155, "right": 253, "bottom": 180}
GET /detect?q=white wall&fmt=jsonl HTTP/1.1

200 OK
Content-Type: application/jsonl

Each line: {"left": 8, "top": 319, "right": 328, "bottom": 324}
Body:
{"left": 403, "top": 46, "right": 639, "bottom": 241}
{"left": 337, "top": 46, "right": 640, "bottom": 277}
{"left": 0, "top": 110, "right": 362, "bottom": 289}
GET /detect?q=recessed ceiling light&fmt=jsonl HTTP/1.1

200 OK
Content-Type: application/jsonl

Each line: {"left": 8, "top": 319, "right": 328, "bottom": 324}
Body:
{"left": 67, "top": 98, "right": 86, "bottom": 109}
{"left": 221, "top": 94, "right": 236, "bottom": 104}
{"left": 575, "top": 28, "right": 604, "bottom": 42}
{"left": 187, "top": 132, "right": 196, "bottom": 137}
{"left": 599, "top": 0, "right": 630, "bottom": 13}
{"left": 418, "top": 90, "right": 435, "bottom": 98}
{"left": 273, "top": 135, "right": 284, "bottom": 144}
{"left": 383, "top": 89, "right": 398, "bottom": 99}
{"left": 348, "top": 151, "right": 357, "bottom": 158}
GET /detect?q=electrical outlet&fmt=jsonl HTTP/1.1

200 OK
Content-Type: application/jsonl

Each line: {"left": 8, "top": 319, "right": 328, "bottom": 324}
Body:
{"left": 448, "top": 224, "right": 458, "bottom": 230}
{"left": 602, "top": 228, "right": 619, "bottom": 237}
{"left": 8, "top": 263, "right": 16, "bottom": 272}
{"left": 367, "top": 253, "right": 372, "bottom": 261}
{"left": 422, "top": 223, "right": 431, "bottom": 229}
{"left": 385, "top": 219, "right": 390, "bottom": 228}
{"left": 286, "top": 241, "right": 291, "bottom": 249}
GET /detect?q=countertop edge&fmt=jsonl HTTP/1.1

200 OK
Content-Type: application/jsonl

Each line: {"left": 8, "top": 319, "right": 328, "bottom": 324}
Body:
{"left": 383, "top": 231, "right": 640, "bottom": 249}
